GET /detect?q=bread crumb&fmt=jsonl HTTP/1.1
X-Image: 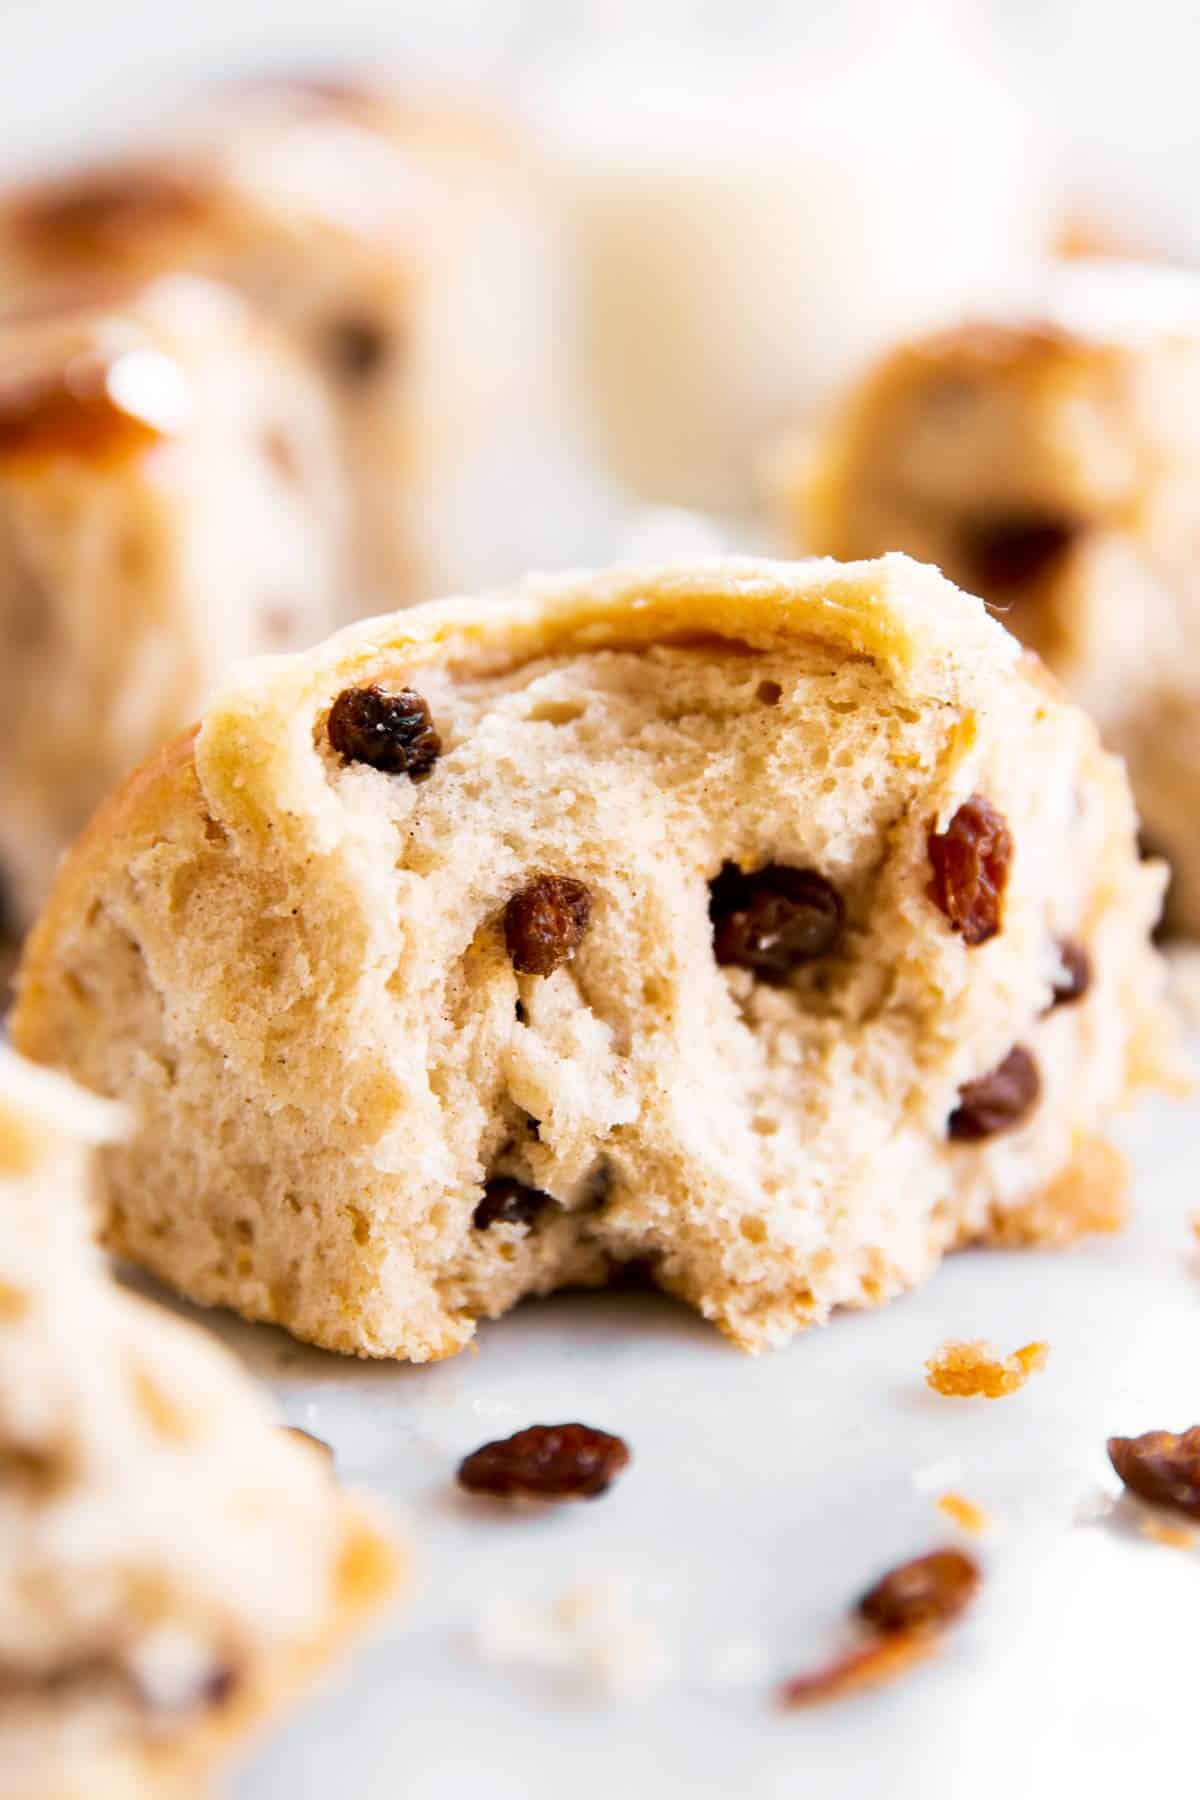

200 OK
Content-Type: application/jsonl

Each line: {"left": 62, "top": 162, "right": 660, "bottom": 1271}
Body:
{"left": 936, "top": 1491, "right": 991, "bottom": 1535}
{"left": 1139, "top": 1515, "right": 1196, "bottom": 1551}
{"left": 925, "top": 1338, "right": 1048, "bottom": 1398}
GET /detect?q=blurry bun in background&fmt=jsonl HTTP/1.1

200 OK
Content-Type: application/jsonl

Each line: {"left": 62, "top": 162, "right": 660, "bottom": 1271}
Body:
{"left": 786, "top": 258, "right": 1200, "bottom": 934}
{"left": 0, "top": 273, "right": 347, "bottom": 933}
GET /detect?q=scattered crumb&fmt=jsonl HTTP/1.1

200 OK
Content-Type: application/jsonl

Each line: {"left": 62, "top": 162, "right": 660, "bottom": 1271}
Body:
{"left": 474, "top": 1580, "right": 676, "bottom": 1698}
{"left": 458, "top": 1422, "right": 630, "bottom": 1501}
{"left": 926, "top": 1338, "right": 1048, "bottom": 1398}
{"left": 937, "top": 1492, "right": 991, "bottom": 1535}
{"left": 778, "top": 1630, "right": 937, "bottom": 1708}
{"left": 1189, "top": 1210, "right": 1200, "bottom": 1246}
{"left": 1139, "top": 1516, "right": 1196, "bottom": 1551}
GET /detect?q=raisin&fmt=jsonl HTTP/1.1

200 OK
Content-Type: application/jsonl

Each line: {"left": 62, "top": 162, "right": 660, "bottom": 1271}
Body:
{"left": 1108, "top": 1428, "right": 1200, "bottom": 1520}
{"left": 473, "top": 1178, "right": 555, "bottom": 1231}
{"left": 1047, "top": 937, "right": 1091, "bottom": 1009}
{"left": 927, "top": 796, "right": 1012, "bottom": 947}
{"left": 457, "top": 1423, "right": 630, "bottom": 1501}
{"left": 201, "top": 1665, "right": 240, "bottom": 1709}
{"left": 504, "top": 875, "right": 592, "bottom": 976}
{"left": 948, "top": 1045, "right": 1040, "bottom": 1141}
{"left": 709, "top": 862, "right": 843, "bottom": 981}
{"left": 858, "top": 1548, "right": 980, "bottom": 1633}
{"left": 326, "top": 685, "right": 441, "bottom": 776}
{"left": 960, "top": 515, "right": 1078, "bottom": 594}
{"left": 325, "top": 316, "right": 391, "bottom": 381}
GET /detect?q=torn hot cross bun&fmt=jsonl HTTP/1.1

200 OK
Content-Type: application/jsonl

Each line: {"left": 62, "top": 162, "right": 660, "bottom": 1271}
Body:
{"left": 11, "top": 556, "right": 1172, "bottom": 1361}
{"left": 0, "top": 1047, "right": 399, "bottom": 1797}
{"left": 783, "top": 259, "right": 1200, "bottom": 934}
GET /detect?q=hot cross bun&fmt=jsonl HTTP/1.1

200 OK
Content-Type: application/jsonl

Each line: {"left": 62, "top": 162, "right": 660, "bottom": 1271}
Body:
{"left": 11, "top": 556, "right": 1171, "bottom": 1361}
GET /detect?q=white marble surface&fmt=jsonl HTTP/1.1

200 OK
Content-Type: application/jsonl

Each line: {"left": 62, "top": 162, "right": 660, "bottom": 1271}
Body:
{"left": 125, "top": 1077, "right": 1200, "bottom": 1799}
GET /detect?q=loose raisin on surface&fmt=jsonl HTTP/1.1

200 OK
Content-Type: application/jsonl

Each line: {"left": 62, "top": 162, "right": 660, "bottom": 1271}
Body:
{"left": 927, "top": 796, "right": 1012, "bottom": 947}
{"left": 504, "top": 875, "right": 592, "bottom": 976}
{"left": 325, "top": 316, "right": 391, "bottom": 382}
{"left": 1108, "top": 1428, "right": 1200, "bottom": 1520}
{"left": 457, "top": 1423, "right": 630, "bottom": 1501}
{"left": 948, "top": 1046, "right": 1040, "bottom": 1141}
{"left": 858, "top": 1548, "right": 981, "bottom": 1634}
{"left": 960, "top": 515, "right": 1078, "bottom": 595}
{"left": 473, "top": 1178, "right": 555, "bottom": 1231}
{"left": 1047, "top": 937, "right": 1091, "bottom": 1010}
{"left": 326, "top": 684, "right": 441, "bottom": 777}
{"left": 709, "top": 862, "right": 843, "bottom": 981}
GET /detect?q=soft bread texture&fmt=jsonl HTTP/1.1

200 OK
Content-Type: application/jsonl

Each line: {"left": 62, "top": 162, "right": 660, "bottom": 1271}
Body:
{"left": 12, "top": 556, "right": 1171, "bottom": 1361}
{"left": 0, "top": 274, "right": 346, "bottom": 932}
{"left": 0, "top": 1047, "right": 399, "bottom": 1798}
{"left": 784, "top": 259, "right": 1200, "bottom": 933}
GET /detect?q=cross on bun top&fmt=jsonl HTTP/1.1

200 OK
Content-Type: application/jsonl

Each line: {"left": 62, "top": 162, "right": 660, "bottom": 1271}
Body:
{"left": 12, "top": 555, "right": 1171, "bottom": 1362}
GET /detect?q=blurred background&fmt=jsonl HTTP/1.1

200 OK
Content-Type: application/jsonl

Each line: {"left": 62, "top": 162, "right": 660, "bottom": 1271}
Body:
{"left": 0, "top": 0, "right": 1189, "bottom": 588}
